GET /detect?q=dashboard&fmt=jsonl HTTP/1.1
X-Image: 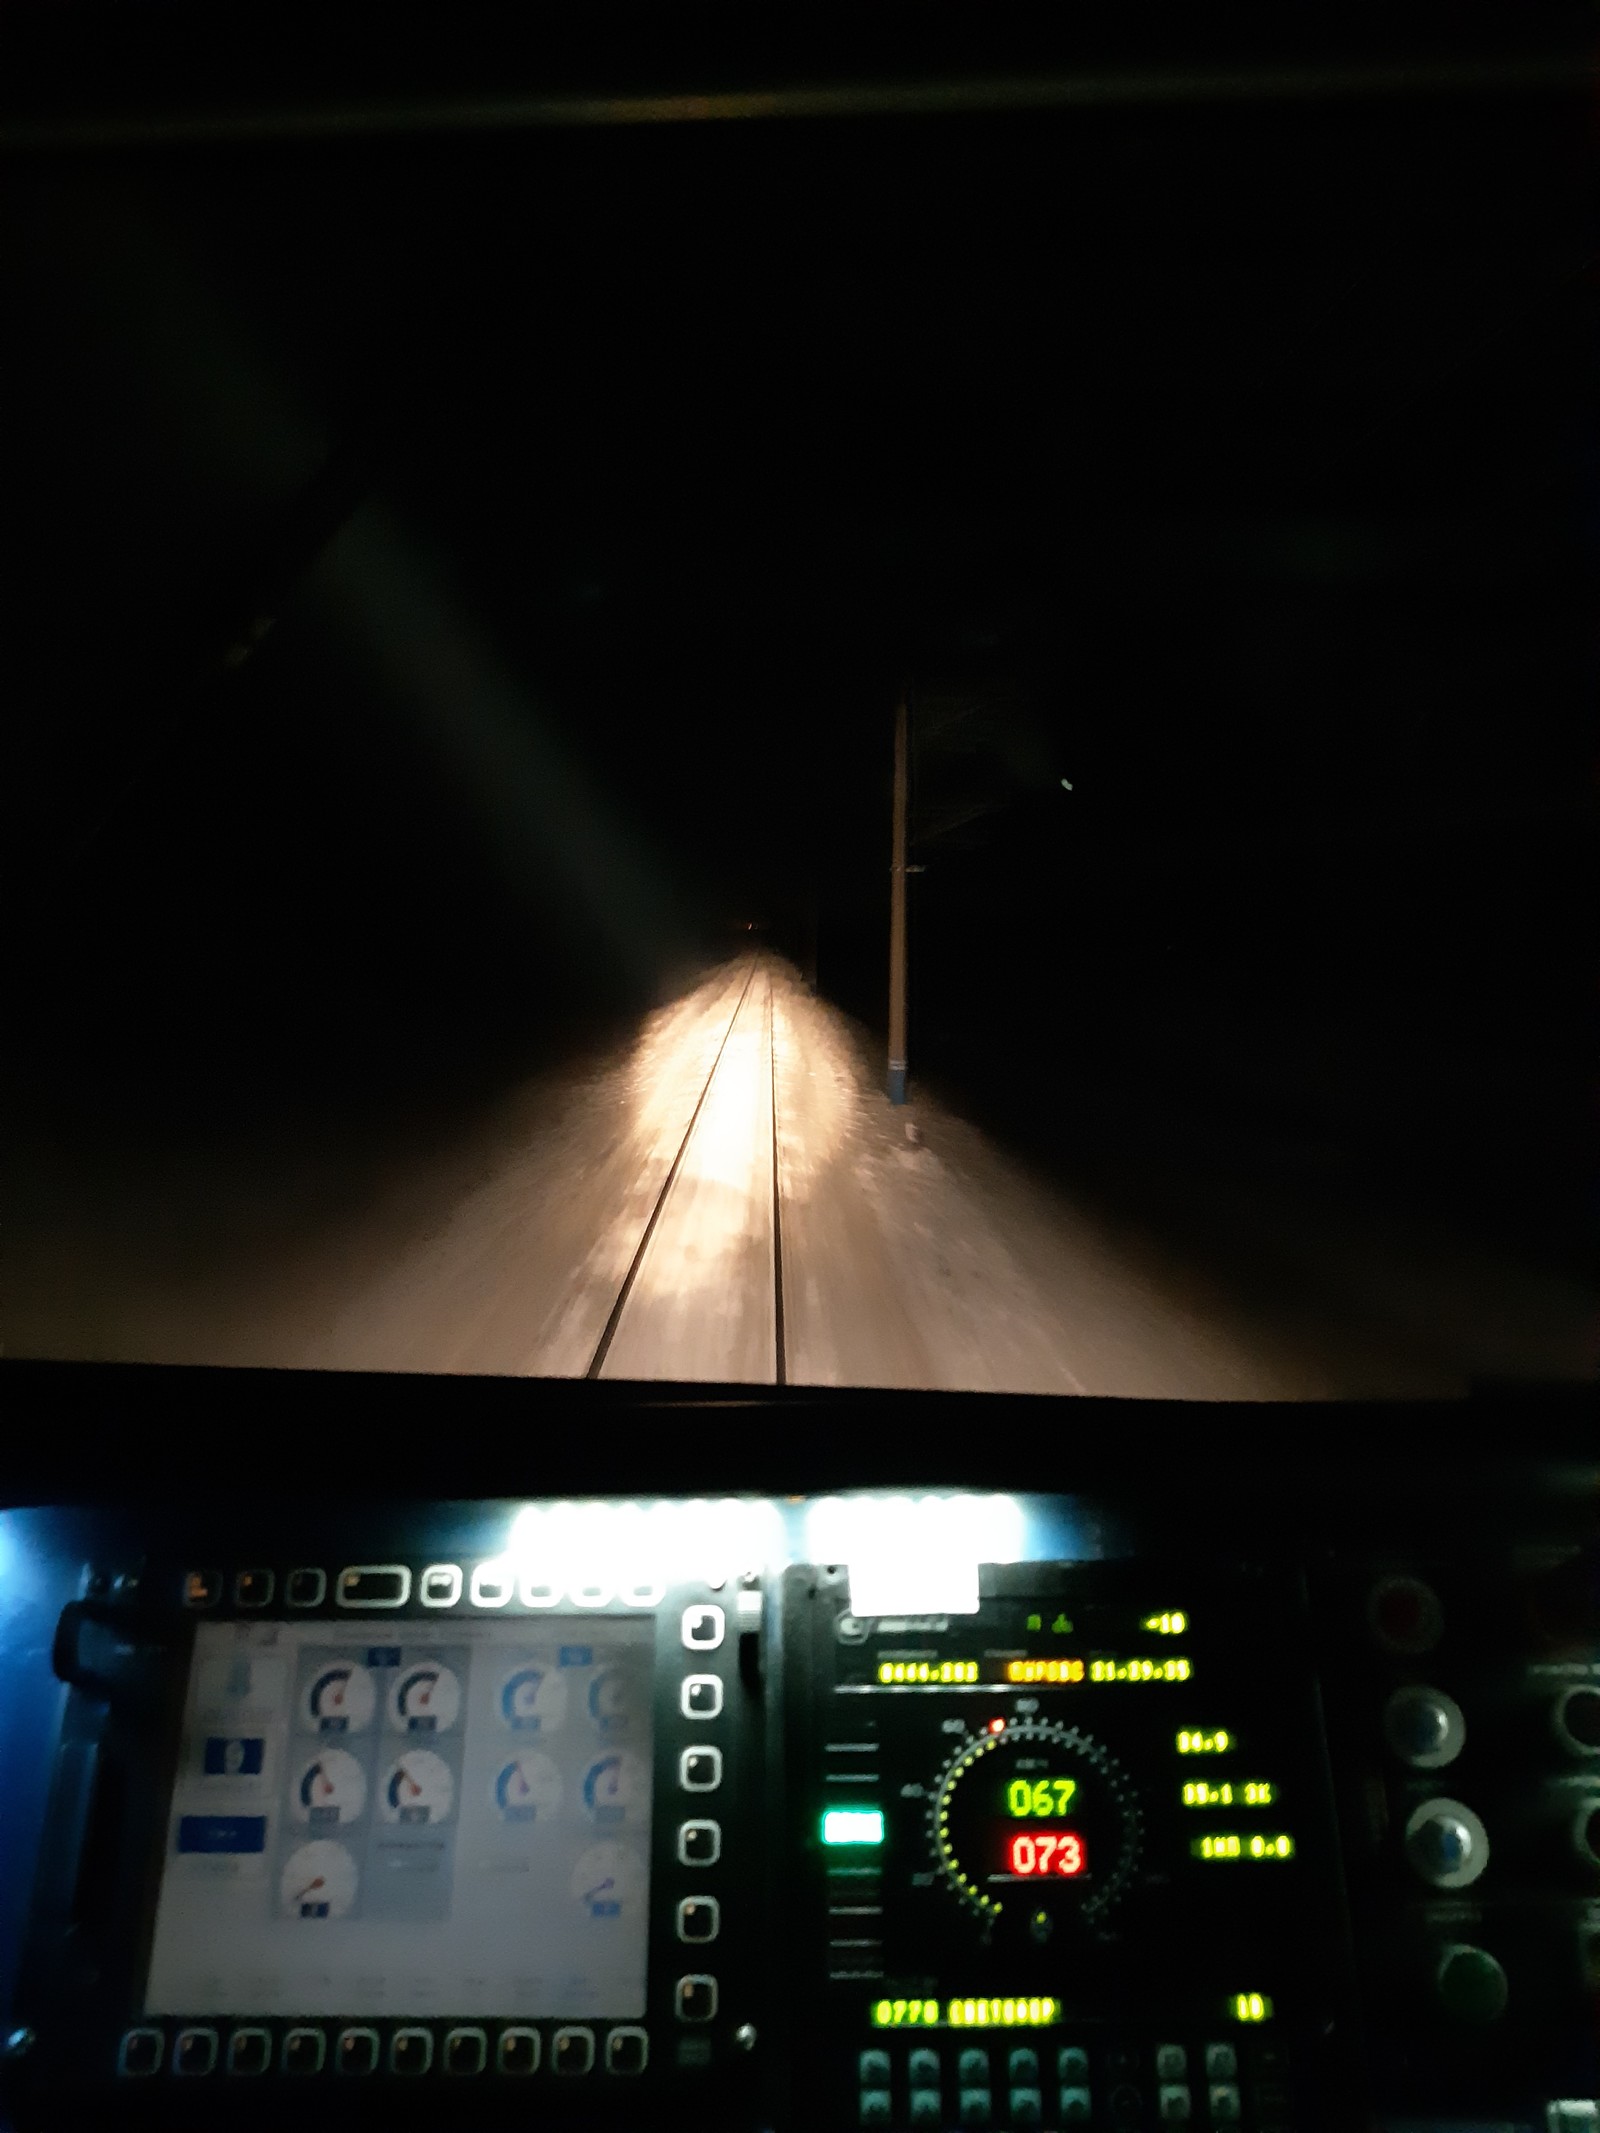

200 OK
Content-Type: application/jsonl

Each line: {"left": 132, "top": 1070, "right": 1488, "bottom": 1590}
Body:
{"left": 0, "top": 1362, "right": 1596, "bottom": 2133}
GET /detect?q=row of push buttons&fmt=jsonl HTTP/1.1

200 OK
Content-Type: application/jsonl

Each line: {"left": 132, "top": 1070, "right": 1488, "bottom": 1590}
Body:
{"left": 120, "top": 2025, "right": 648, "bottom": 2079}
{"left": 859, "top": 2039, "right": 1290, "bottom": 2128}
{"left": 181, "top": 1575, "right": 739, "bottom": 1628}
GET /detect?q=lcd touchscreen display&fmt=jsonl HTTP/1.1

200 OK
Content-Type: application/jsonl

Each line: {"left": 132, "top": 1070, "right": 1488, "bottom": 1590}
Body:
{"left": 142, "top": 1616, "right": 653, "bottom": 2018}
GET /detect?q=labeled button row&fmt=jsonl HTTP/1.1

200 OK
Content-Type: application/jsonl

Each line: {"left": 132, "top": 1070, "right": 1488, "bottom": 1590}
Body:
{"left": 859, "top": 2038, "right": 1285, "bottom": 2128}
{"left": 183, "top": 1567, "right": 699, "bottom": 1611}
{"left": 119, "top": 2024, "right": 648, "bottom": 2079}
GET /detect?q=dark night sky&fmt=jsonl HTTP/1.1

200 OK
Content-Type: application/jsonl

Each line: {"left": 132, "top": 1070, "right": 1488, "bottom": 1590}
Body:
{"left": 2, "top": 15, "right": 1595, "bottom": 1276}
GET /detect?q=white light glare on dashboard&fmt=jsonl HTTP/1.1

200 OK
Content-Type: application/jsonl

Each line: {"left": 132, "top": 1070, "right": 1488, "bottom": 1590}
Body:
{"left": 806, "top": 1495, "right": 1024, "bottom": 1619}
{"left": 499, "top": 1498, "right": 786, "bottom": 1604}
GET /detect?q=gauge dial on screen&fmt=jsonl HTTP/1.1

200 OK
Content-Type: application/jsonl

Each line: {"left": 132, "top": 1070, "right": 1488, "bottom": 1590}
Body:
{"left": 388, "top": 1661, "right": 461, "bottom": 1734}
{"left": 587, "top": 1668, "right": 637, "bottom": 1733}
{"left": 292, "top": 1748, "right": 368, "bottom": 1825}
{"left": 493, "top": 1752, "right": 562, "bottom": 1824}
{"left": 569, "top": 1841, "right": 647, "bottom": 1919}
{"left": 931, "top": 1720, "right": 1143, "bottom": 1932}
{"left": 581, "top": 1750, "right": 645, "bottom": 1825}
{"left": 280, "top": 1839, "right": 359, "bottom": 1919}
{"left": 499, "top": 1662, "right": 568, "bottom": 1735}
{"left": 301, "top": 1663, "right": 376, "bottom": 1735}
{"left": 380, "top": 1749, "right": 456, "bottom": 1825}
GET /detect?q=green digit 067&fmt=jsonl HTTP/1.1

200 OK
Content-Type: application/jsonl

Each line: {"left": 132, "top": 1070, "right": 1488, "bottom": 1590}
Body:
{"left": 1005, "top": 1776, "right": 1077, "bottom": 1817}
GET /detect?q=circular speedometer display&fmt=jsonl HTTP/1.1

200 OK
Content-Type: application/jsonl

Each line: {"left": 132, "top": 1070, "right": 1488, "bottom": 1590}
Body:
{"left": 932, "top": 1720, "right": 1143, "bottom": 1929}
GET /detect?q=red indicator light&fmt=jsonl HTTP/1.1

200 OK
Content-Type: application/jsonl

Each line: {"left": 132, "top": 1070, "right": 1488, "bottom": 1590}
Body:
{"left": 988, "top": 1719, "right": 1006, "bottom": 1735}
{"left": 1006, "top": 1830, "right": 1085, "bottom": 1877}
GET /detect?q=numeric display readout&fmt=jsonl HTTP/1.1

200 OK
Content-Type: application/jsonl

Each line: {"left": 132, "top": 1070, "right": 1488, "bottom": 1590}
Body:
{"left": 1006, "top": 1829, "right": 1086, "bottom": 1877}
{"left": 874, "top": 1654, "right": 1192, "bottom": 1687}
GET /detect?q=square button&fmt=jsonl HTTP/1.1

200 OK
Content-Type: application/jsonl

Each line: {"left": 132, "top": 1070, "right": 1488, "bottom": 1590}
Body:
{"left": 1252, "top": 2083, "right": 1292, "bottom": 2115}
{"left": 909, "top": 2088, "right": 943, "bottom": 2126}
{"left": 336, "top": 2029, "right": 378, "bottom": 2076}
{"left": 958, "top": 2087, "right": 993, "bottom": 2128}
{"left": 682, "top": 1674, "right": 724, "bottom": 1718}
{"left": 285, "top": 1567, "right": 325, "bottom": 1608}
{"left": 1059, "top": 2046, "right": 1090, "bottom": 2082}
{"left": 553, "top": 2027, "right": 594, "bottom": 2074}
{"left": 235, "top": 1569, "right": 273, "bottom": 1609}
{"left": 1008, "top": 2048, "right": 1040, "bottom": 2085}
{"left": 174, "top": 2027, "right": 216, "bottom": 2076}
{"left": 678, "top": 1819, "right": 721, "bottom": 1865}
{"left": 1060, "top": 2088, "right": 1093, "bottom": 2124}
{"left": 908, "top": 2048, "right": 941, "bottom": 2088}
{"left": 607, "top": 2027, "right": 648, "bottom": 2075}
{"left": 283, "top": 2028, "right": 325, "bottom": 2076}
{"left": 1108, "top": 2085, "right": 1144, "bottom": 2127}
{"left": 1208, "top": 2085, "right": 1243, "bottom": 2125}
{"left": 497, "top": 2028, "right": 539, "bottom": 2075}
{"left": 390, "top": 2028, "right": 432, "bottom": 2076}
{"left": 1155, "top": 2043, "right": 1187, "bottom": 2080}
{"left": 1204, "top": 2043, "right": 1238, "bottom": 2080}
{"left": 677, "top": 1975, "right": 717, "bottom": 2023}
{"left": 227, "top": 2028, "right": 270, "bottom": 2076}
{"left": 859, "top": 2049, "right": 891, "bottom": 2087}
{"left": 1107, "top": 2044, "right": 1139, "bottom": 2078}
{"left": 1010, "top": 2086, "right": 1043, "bottom": 2127}
{"left": 682, "top": 1605, "right": 725, "bottom": 1650}
{"left": 420, "top": 1564, "right": 462, "bottom": 1607}
{"left": 119, "top": 2028, "right": 163, "bottom": 2077}
{"left": 677, "top": 1895, "right": 721, "bottom": 1942}
{"left": 958, "top": 2048, "right": 989, "bottom": 2087}
{"left": 445, "top": 2028, "right": 486, "bottom": 2076}
{"left": 861, "top": 2090, "right": 893, "bottom": 2126}
{"left": 184, "top": 1570, "right": 222, "bottom": 1609}
{"left": 681, "top": 1746, "right": 723, "bottom": 1792}
{"left": 1158, "top": 2085, "right": 1193, "bottom": 2123}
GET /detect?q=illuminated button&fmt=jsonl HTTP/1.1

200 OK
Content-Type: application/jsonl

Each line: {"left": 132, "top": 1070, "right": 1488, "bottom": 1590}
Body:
{"left": 607, "top": 2027, "right": 648, "bottom": 2075}
{"left": 681, "top": 1746, "right": 723, "bottom": 1792}
{"left": 1155, "top": 2044, "right": 1187, "bottom": 2079}
{"left": 444, "top": 2028, "right": 486, "bottom": 2076}
{"left": 682, "top": 1605, "right": 725, "bottom": 1651}
{"left": 1010, "top": 2087, "right": 1043, "bottom": 2126}
{"left": 678, "top": 1896, "right": 720, "bottom": 1942}
{"left": 958, "top": 2049, "right": 989, "bottom": 2086}
{"left": 861, "top": 2091, "right": 893, "bottom": 2126}
{"left": 234, "top": 1570, "right": 273, "bottom": 1609}
{"left": 1208, "top": 2083, "right": 1243, "bottom": 2123}
{"left": 336, "top": 2028, "right": 378, "bottom": 2075}
{"left": 910, "top": 2089, "right": 943, "bottom": 2125}
{"left": 908, "top": 2048, "right": 941, "bottom": 2087}
{"left": 683, "top": 1675, "right": 724, "bottom": 1719}
{"left": 283, "top": 2028, "right": 325, "bottom": 2076}
{"left": 497, "top": 2028, "right": 539, "bottom": 2075}
{"left": 336, "top": 1565, "right": 409, "bottom": 1609}
{"left": 859, "top": 2050, "right": 891, "bottom": 2087}
{"left": 173, "top": 2027, "right": 217, "bottom": 2076}
{"left": 1158, "top": 2084, "right": 1193, "bottom": 2122}
{"left": 119, "top": 2028, "right": 163, "bottom": 2077}
{"left": 420, "top": 1564, "right": 462, "bottom": 1608}
{"left": 1060, "top": 2088, "right": 1092, "bottom": 2124}
{"left": 470, "top": 1561, "right": 513, "bottom": 1608}
{"left": 227, "top": 2028, "right": 270, "bottom": 2075}
{"left": 1008, "top": 2048, "right": 1039, "bottom": 2085}
{"left": 1203, "top": 2043, "right": 1238, "bottom": 2080}
{"left": 183, "top": 1570, "right": 222, "bottom": 1609}
{"left": 1368, "top": 1574, "right": 1443, "bottom": 1654}
{"left": 390, "top": 2027, "right": 433, "bottom": 2075}
{"left": 677, "top": 1976, "right": 717, "bottom": 2023}
{"left": 1383, "top": 1683, "right": 1465, "bottom": 1768}
{"left": 1556, "top": 1686, "right": 1600, "bottom": 1755}
{"left": 285, "top": 1567, "right": 325, "bottom": 1608}
{"left": 958, "top": 2089, "right": 993, "bottom": 2127}
{"left": 678, "top": 1818, "right": 721, "bottom": 1865}
{"left": 554, "top": 2027, "right": 594, "bottom": 2074}
{"left": 1108, "top": 2085, "right": 1143, "bottom": 2126}
{"left": 1058, "top": 2046, "right": 1090, "bottom": 2083}
{"left": 1435, "top": 1943, "right": 1509, "bottom": 2023}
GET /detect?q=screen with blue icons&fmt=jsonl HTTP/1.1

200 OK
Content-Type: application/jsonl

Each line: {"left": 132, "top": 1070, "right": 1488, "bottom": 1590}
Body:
{"left": 142, "top": 1616, "right": 654, "bottom": 2019}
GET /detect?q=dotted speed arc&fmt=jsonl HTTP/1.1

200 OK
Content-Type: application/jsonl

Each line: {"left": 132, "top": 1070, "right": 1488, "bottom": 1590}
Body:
{"left": 929, "top": 1719, "right": 1144, "bottom": 1925}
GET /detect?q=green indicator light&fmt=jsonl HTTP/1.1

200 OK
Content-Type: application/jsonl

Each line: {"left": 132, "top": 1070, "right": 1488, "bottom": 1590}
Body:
{"left": 822, "top": 1808, "right": 885, "bottom": 1847}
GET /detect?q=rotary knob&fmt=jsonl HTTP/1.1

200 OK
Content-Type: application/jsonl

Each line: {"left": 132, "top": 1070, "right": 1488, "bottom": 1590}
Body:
{"left": 1383, "top": 1685, "right": 1464, "bottom": 1769}
{"left": 1404, "top": 1797, "right": 1488, "bottom": 1889}
{"left": 1553, "top": 1685, "right": 1600, "bottom": 1760}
